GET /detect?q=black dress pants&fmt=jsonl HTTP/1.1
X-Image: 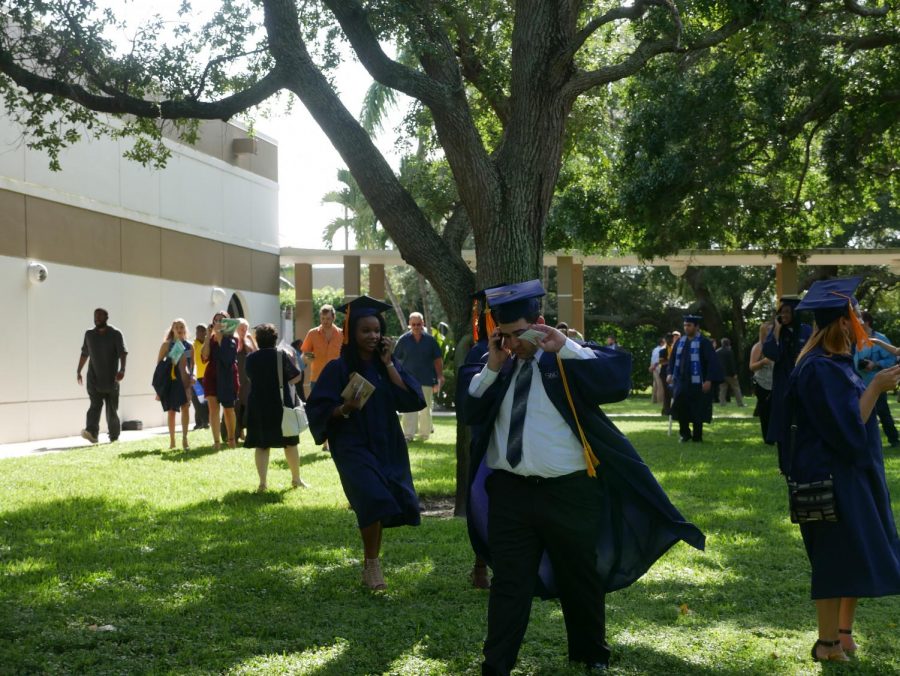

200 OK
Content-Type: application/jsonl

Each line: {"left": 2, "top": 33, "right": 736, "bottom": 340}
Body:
{"left": 875, "top": 392, "right": 899, "bottom": 444}
{"left": 482, "top": 470, "right": 609, "bottom": 675}
{"left": 86, "top": 382, "right": 120, "bottom": 440}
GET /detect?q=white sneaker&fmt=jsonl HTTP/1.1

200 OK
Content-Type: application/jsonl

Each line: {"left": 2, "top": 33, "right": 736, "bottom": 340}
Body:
{"left": 81, "top": 429, "right": 99, "bottom": 444}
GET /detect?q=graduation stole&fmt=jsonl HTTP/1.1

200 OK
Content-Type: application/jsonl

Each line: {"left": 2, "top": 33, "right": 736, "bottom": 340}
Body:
{"left": 555, "top": 353, "right": 600, "bottom": 478}
{"left": 673, "top": 336, "right": 702, "bottom": 384}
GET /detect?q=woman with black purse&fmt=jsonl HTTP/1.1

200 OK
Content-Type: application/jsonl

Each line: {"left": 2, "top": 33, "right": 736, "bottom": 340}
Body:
{"left": 788, "top": 278, "right": 900, "bottom": 662}
{"left": 243, "top": 323, "right": 308, "bottom": 492}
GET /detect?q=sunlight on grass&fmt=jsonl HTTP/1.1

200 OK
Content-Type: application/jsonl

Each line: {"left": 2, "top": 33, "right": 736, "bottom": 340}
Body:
{"left": 2, "top": 397, "right": 899, "bottom": 674}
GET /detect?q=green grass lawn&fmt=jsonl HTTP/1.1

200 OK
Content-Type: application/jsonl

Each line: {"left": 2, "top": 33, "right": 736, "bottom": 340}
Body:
{"left": 2, "top": 395, "right": 899, "bottom": 674}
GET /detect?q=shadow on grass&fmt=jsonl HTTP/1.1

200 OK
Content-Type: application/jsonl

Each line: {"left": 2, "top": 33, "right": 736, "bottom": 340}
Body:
{"left": 2, "top": 415, "right": 897, "bottom": 674}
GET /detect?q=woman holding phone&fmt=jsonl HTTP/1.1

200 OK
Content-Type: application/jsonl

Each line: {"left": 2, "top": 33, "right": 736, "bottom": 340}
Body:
{"left": 201, "top": 311, "right": 239, "bottom": 450}
{"left": 306, "top": 296, "right": 425, "bottom": 590}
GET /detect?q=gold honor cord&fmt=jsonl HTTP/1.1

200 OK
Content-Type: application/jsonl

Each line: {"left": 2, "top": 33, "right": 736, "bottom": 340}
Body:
{"left": 556, "top": 353, "right": 600, "bottom": 478}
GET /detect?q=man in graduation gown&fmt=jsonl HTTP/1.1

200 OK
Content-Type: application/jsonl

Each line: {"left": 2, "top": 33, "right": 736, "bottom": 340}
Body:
{"left": 763, "top": 296, "right": 812, "bottom": 470}
{"left": 463, "top": 280, "right": 705, "bottom": 675}
{"left": 666, "top": 315, "right": 723, "bottom": 443}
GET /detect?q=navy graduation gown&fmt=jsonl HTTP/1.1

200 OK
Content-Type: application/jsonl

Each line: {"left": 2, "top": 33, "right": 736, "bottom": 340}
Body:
{"left": 787, "top": 349, "right": 900, "bottom": 599}
{"left": 763, "top": 322, "right": 811, "bottom": 446}
{"left": 306, "top": 356, "right": 426, "bottom": 529}
{"left": 667, "top": 334, "right": 723, "bottom": 424}
{"left": 463, "top": 344, "right": 706, "bottom": 597}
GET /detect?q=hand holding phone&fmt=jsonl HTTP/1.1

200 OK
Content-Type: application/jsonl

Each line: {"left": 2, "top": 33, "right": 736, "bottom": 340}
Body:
{"left": 487, "top": 329, "right": 508, "bottom": 371}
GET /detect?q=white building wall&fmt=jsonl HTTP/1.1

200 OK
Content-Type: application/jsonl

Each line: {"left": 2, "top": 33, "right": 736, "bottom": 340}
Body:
{"left": 0, "top": 109, "right": 279, "bottom": 253}
{"left": 1, "top": 255, "right": 279, "bottom": 443}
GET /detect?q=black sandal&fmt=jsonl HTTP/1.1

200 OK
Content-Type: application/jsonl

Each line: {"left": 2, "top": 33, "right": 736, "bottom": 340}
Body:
{"left": 839, "top": 628, "right": 857, "bottom": 655}
{"left": 811, "top": 639, "right": 849, "bottom": 662}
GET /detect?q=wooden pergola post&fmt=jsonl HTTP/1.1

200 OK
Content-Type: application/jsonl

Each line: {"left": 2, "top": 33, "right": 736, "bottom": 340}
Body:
{"left": 294, "top": 262, "right": 313, "bottom": 340}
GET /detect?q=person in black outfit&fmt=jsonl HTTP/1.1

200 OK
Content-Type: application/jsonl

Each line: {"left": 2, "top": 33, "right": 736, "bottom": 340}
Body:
{"left": 716, "top": 338, "right": 745, "bottom": 406}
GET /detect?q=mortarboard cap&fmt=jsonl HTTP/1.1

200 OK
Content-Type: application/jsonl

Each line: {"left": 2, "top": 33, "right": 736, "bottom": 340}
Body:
{"left": 335, "top": 295, "right": 391, "bottom": 316}
{"left": 795, "top": 277, "right": 869, "bottom": 348}
{"left": 778, "top": 295, "right": 801, "bottom": 308}
{"left": 485, "top": 280, "right": 546, "bottom": 324}
{"left": 682, "top": 314, "right": 702, "bottom": 325}
{"left": 336, "top": 295, "right": 391, "bottom": 345}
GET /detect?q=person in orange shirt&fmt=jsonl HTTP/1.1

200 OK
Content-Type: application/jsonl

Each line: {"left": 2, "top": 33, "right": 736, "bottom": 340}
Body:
{"left": 301, "top": 304, "right": 343, "bottom": 398}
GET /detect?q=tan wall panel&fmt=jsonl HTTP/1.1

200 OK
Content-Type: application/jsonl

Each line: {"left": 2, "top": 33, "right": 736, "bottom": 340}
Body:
{"left": 251, "top": 251, "right": 280, "bottom": 295}
{"left": 121, "top": 219, "right": 161, "bottom": 278}
{"left": 0, "top": 189, "right": 26, "bottom": 258}
{"left": 26, "top": 197, "right": 121, "bottom": 272}
{"left": 160, "top": 230, "right": 224, "bottom": 286}
{"left": 224, "top": 244, "right": 253, "bottom": 291}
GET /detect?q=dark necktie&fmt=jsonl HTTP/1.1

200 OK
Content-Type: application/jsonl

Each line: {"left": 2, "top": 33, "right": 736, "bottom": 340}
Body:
{"left": 506, "top": 357, "right": 533, "bottom": 467}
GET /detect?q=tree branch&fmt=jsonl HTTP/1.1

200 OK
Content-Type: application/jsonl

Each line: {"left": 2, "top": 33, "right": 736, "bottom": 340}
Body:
{"left": 0, "top": 43, "right": 286, "bottom": 120}
{"left": 843, "top": 0, "right": 889, "bottom": 18}
{"left": 564, "top": 17, "right": 749, "bottom": 98}
{"left": 321, "top": 0, "right": 451, "bottom": 109}
{"left": 454, "top": 20, "right": 510, "bottom": 124}
{"left": 441, "top": 203, "right": 471, "bottom": 252}
{"left": 565, "top": 0, "right": 654, "bottom": 60}
{"left": 820, "top": 31, "right": 900, "bottom": 51}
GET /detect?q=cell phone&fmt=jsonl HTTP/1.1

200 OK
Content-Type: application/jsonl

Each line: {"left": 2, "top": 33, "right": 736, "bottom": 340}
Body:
{"left": 858, "top": 358, "right": 872, "bottom": 369}
{"left": 775, "top": 316, "right": 783, "bottom": 325}
{"left": 378, "top": 338, "right": 388, "bottom": 355}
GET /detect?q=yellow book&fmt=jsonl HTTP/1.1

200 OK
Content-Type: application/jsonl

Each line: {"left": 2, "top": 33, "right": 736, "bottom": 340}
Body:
{"left": 340, "top": 372, "right": 376, "bottom": 409}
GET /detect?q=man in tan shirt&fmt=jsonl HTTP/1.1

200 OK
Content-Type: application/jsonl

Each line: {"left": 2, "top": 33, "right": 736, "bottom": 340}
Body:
{"left": 300, "top": 305, "right": 343, "bottom": 398}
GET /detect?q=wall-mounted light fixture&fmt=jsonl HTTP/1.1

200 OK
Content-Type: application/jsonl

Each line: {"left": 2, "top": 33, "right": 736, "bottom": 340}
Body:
{"left": 27, "top": 261, "right": 49, "bottom": 284}
{"left": 211, "top": 287, "right": 227, "bottom": 305}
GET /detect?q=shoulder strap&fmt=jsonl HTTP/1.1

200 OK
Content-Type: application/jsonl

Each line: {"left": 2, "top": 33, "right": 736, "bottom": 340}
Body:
{"left": 555, "top": 353, "right": 600, "bottom": 478}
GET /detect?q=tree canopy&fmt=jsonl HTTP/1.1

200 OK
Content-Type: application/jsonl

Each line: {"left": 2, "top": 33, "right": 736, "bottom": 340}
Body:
{"left": 1, "top": 1, "right": 898, "bottom": 340}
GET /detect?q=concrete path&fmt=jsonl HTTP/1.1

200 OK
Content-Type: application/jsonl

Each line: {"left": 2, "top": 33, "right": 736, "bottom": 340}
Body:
{"left": 0, "top": 426, "right": 171, "bottom": 460}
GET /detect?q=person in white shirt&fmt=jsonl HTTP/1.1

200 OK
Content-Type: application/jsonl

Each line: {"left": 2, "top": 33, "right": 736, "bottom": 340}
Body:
{"left": 462, "top": 280, "right": 705, "bottom": 676}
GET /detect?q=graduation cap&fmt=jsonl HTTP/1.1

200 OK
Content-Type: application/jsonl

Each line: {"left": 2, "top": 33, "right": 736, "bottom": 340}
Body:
{"left": 795, "top": 277, "right": 869, "bottom": 349}
{"left": 778, "top": 295, "right": 801, "bottom": 309}
{"left": 336, "top": 295, "right": 392, "bottom": 344}
{"left": 682, "top": 314, "right": 703, "bottom": 325}
{"left": 484, "top": 280, "right": 546, "bottom": 324}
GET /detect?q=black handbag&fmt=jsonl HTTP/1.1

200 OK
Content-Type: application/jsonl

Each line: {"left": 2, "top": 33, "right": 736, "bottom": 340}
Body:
{"left": 785, "top": 372, "right": 839, "bottom": 524}
{"left": 787, "top": 476, "right": 838, "bottom": 523}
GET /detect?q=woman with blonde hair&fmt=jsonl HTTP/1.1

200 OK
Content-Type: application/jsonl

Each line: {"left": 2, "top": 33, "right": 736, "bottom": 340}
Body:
{"left": 748, "top": 321, "right": 775, "bottom": 444}
{"left": 156, "top": 319, "right": 193, "bottom": 450}
{"left": 786, "top": 278, "right": 900, "bottom": 662}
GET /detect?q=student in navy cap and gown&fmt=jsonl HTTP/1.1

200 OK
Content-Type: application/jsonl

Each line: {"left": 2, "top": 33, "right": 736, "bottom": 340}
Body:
{"left": 783, "top": 277, "right": 900, "bottom": 662}
{"left": 763, "top": 296, "right": 812, "bottom": 467}
{"left": 666, "top": 315, "right": 723, "bottom": 443}
{"left": 463, "top": 280, "right": 706, "bottom": 675}
{"left": 306, "top": 296, "right": 426, "bottom": 590}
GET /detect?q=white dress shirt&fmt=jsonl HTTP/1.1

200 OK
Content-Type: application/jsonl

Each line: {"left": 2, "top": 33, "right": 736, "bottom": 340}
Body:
{"left": 468, "top": 338, "right": 596, "bottom": 477}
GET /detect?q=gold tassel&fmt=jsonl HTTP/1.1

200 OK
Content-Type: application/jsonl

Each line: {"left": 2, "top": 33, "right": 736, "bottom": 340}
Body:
{"left": 556, "top": 353, "right": 600, "bottom": 477}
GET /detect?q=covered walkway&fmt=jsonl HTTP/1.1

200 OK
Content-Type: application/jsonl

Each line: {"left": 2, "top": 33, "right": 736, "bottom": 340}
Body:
{"left": 280, "top": 247, "right": 900, "bottom": 337}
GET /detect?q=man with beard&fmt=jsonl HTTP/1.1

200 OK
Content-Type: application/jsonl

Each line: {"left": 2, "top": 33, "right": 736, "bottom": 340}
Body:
{"left": 76, "top": 308, "right": 128, "bottom": 443}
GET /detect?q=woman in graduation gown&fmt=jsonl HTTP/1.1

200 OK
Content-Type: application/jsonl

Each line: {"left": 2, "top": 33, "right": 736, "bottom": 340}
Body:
{"left": 787, "top": 277, "right": 900, "bottom": 662}
{"left": 306, "top": 296, "right": 426, "bottom": 590}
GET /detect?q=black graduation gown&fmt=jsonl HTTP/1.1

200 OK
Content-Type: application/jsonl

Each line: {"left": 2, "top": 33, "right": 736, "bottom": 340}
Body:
{"left": 763, "top": 322, "right": 812, "bottom": 447}
{"left": 306, "top": 356, "right": 426, "bottom": 529}
{"left": 668, "top": 334, "right": 723, "bottom": 424}
{"left": 463, "top": 344, "right": 706, "bottom": 598}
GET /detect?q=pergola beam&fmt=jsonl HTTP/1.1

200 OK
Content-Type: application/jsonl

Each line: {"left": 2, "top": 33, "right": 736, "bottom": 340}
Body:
{"left": 280, "top": 247, "right": 900, "bottom": 270}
